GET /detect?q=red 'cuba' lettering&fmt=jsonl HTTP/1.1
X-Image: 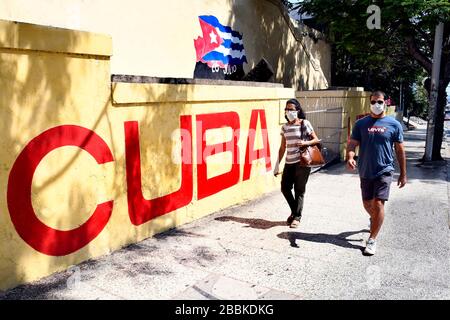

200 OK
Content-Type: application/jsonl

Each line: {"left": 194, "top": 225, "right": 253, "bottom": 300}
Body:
{"left": 196, "top": 112, "right": 240, "bottom": 200}
{"left": 124, "top": 116, "right": 193, "bottom": 226}
{"left": 7, "top": 110, "right": 273, "bottom": 255}
{"left": 7, "top": 125, "right": 114, "bottom": 256}
{"left": 243, "top": 109, "right": 272, "bottom": 180}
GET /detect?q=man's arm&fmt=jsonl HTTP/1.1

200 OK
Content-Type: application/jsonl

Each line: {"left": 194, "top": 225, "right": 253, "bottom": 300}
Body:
{"left": 394, "top": 142, "right": 407, "bottom": 188}
{"left": 346, "top": 138, "right": 360, "bottom": 170}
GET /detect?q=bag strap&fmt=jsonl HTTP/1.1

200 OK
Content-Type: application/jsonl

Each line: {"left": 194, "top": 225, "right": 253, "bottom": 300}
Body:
{"left": 302, "top": 120, "right": 321, "bottom": 149}
{"left": 301, "top": 120, "right": 308, "bottom": 140}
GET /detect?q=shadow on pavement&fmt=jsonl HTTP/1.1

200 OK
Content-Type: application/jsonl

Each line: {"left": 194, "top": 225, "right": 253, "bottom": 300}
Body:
{"left": 0, "top": 269, "right": 74, "bottom": 300}
{"left": 277, "top": 229, "right": 368, "bottom": 252}
{"left": 215, "top": 217, "right": 368, "bottom": 253}
{"left": 215, "top": 216, "right": 286, "bottom": 229}
{"left": 153, "top": 229, "right": 205, "bottom": 239}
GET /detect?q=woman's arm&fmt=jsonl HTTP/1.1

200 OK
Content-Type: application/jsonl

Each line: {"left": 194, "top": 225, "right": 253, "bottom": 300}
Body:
{"left": 274, "top": 135, "right": 286, "bottom": 176}
{"left": 298, "top": 131, "right": 320, "bottom": 147}
{"left": 298, "top": 120, "right": 320, "bottom": 147}
{"left": 306, "top": 131, "right": 320, "bottom": 146}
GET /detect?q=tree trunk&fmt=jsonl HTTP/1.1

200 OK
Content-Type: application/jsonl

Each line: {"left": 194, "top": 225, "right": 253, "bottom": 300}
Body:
{"left": 430, "top": 23, "right": 450, "bottom": 161}
{"left": 431, "top": 77, "right": 449, "bottom": 161}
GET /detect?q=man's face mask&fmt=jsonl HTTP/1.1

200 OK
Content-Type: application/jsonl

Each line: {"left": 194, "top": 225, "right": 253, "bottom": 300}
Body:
{"left": 286, "top": 110, "right": 298, "bottom": 122}
{"left": 370, "top": 99, "right": 385, "bottom": 115}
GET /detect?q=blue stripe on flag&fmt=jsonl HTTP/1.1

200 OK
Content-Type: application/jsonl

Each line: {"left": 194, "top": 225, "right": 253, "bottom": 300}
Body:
{"left": 202, "top": 51, "right": 248, "bottom": 65}
{"left": 222, "top": 40, "right": 245, "bottom": 51}
{"left": 199, "top": 15, "right": 243, "bottom": 39}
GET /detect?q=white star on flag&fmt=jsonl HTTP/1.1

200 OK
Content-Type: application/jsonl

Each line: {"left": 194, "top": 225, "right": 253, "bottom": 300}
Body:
{"left": 209, "top": 31, "right": 218, "bottom": 44}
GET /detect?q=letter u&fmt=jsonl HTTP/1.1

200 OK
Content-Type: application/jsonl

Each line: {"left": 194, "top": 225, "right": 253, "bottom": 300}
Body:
{"left": 124, "top": 116, "right": 193, "bottom": 225}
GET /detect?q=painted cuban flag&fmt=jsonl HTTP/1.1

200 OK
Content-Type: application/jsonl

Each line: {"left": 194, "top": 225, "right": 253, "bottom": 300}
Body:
{"left": 194, "top": 15, "right": 247, "bottom": 69}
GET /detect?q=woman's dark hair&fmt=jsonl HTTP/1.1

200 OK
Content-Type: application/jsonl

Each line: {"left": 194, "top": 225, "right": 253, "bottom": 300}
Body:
{"left": 285, "top": 98, "right": 306, "bottom": 121}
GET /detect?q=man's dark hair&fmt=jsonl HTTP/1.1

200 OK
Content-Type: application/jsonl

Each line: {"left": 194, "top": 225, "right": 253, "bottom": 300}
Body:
{"left": 370, "top": 90, "right": 386, "bottom": 100}
{"left": 286, "top": 98, "right": 306, "bottom": 120}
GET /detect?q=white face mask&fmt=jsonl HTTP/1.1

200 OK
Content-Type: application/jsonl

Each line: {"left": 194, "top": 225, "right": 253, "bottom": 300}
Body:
{"left": 286, "top": 110, "right": 298, "bottom": 122}
{"left": 370, "top": 102, "right": 385, "bottom": 115}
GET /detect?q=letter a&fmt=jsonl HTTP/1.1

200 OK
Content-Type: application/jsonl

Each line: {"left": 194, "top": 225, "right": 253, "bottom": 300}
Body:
{"left": 367, "top": 4, "right": 381, "bottom": 30}
{"left": 243, "top": 109, "right": 272, "bottom": 181}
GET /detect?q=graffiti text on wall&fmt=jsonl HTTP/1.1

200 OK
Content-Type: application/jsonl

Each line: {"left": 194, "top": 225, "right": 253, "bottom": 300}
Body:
{"left": 7, "top": 110, "right": 271, "bottom": 256}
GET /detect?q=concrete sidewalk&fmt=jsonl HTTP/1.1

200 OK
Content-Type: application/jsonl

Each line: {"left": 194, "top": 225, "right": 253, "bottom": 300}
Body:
{"left": 2, "top": 123, "right": 450, "bottom": 300}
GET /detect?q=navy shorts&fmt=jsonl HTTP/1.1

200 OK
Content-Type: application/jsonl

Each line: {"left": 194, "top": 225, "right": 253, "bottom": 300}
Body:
{"left": 360, "top": 171, "right": 393, "bottom": 201}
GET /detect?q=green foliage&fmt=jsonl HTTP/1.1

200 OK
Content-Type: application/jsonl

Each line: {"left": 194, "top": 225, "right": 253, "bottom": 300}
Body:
{"left": 411, "top": 83, "right": 430, "bottom": 119}
{"left": 286, "top": 0, "right": 450, "bottom": 159}
{"left": 293, "top": 0, "right": 450, "bottom": 74}
{"left": 287, "top": 0, "right": 449, "bottom": 108}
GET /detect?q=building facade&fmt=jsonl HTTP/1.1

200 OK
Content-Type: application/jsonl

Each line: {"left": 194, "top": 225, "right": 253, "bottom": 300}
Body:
{"left": 0, "top": 0, "right": 331, "bottom": 89}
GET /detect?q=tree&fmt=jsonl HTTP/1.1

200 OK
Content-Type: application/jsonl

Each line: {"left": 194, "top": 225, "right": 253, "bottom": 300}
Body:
{"left": 411, "top": 78, "right": 430, "bottom": 119}
{"left": 286, "top": 0, "right": 450, "bottom": 160}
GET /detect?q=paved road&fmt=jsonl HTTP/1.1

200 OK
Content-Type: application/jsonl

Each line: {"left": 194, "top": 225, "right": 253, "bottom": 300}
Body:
{"left": 2, "top": 123, "right": 449, "bottom": 300}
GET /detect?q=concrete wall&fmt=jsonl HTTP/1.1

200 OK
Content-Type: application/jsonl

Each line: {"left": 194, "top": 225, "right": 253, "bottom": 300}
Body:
{"left": 0, "top": 0, "right": 331, "bottom": 90}
{"left": 0, "top": 20, "right": 294, "bottom": 290}
{"left": 296, "top": 89, "right": 396, "bottom": 160}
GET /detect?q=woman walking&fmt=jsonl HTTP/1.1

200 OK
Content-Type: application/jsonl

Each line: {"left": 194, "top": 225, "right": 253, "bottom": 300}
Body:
{"left": 274, "top": 99, "right": 321, "bottom": 228}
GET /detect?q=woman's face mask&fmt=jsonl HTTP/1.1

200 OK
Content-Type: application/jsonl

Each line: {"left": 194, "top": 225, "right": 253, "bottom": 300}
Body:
{"left": 286, "top": 110, "right": 298, "bottom": 122}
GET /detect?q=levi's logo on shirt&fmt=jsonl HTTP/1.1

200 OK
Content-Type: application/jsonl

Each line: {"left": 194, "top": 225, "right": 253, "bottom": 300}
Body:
{"left": 368, "top": 126, "right": 387, "bottom": 133}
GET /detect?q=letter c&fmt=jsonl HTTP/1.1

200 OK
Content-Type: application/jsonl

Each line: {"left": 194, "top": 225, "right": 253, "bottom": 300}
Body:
{"left": 7, "top": 125, "right": 114, "bottom": 256}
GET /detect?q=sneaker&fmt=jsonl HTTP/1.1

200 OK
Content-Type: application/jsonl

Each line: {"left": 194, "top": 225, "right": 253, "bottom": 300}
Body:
{"left": 364, "top": 238, "right": 377, "bottom": 255}
{"left": 286, "top": 214, "right": 295, "bottom": 225}
{"left": 290, "top": 219, "right": 301, "bottom": 228}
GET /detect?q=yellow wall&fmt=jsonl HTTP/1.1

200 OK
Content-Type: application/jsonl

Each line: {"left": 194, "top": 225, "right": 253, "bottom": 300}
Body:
{"left": 0, "top": 20, "right": 294, "bottom": 290}
{"left": 0, "top": 0, "right": 330, "bottom": 90}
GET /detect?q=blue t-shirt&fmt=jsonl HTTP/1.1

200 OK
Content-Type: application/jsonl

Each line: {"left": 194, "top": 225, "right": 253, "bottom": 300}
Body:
{"left": 351, "top": 116, "right": 403, "bottom": 179}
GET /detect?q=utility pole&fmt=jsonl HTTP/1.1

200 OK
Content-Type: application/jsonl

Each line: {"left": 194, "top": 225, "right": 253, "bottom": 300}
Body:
{"left": 424, "top": 22, "right": 444, "bottom": 162}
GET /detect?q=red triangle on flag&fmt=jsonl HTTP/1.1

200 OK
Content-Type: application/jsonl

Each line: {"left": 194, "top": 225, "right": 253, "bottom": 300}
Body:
{"left": 194, "top": 18, "right": 223, "bottom": 62}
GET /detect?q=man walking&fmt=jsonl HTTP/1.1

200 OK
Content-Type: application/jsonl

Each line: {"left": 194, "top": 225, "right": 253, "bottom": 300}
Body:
{"left": 346, "top": 91, "right": 407, "bottom": 255}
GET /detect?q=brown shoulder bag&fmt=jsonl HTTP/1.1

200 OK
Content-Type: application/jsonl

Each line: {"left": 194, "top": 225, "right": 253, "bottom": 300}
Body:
{"left": 299, "top": 121, "right": 325, "bottom": 167}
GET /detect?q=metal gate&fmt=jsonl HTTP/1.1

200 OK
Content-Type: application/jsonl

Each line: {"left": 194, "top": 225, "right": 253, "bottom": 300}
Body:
{"left": 304, "top": 107, "right": 344, "bottom": 165}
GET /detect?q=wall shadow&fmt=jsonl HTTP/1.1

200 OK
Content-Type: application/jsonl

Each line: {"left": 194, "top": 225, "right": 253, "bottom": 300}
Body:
{"left": 226, "top": 0, "right": 330, "bottom": 90}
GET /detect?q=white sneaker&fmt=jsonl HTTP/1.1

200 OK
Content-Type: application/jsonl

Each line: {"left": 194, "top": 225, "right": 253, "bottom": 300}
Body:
{"left": 364, "top": 238, "right": 377, "bottom": 255}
